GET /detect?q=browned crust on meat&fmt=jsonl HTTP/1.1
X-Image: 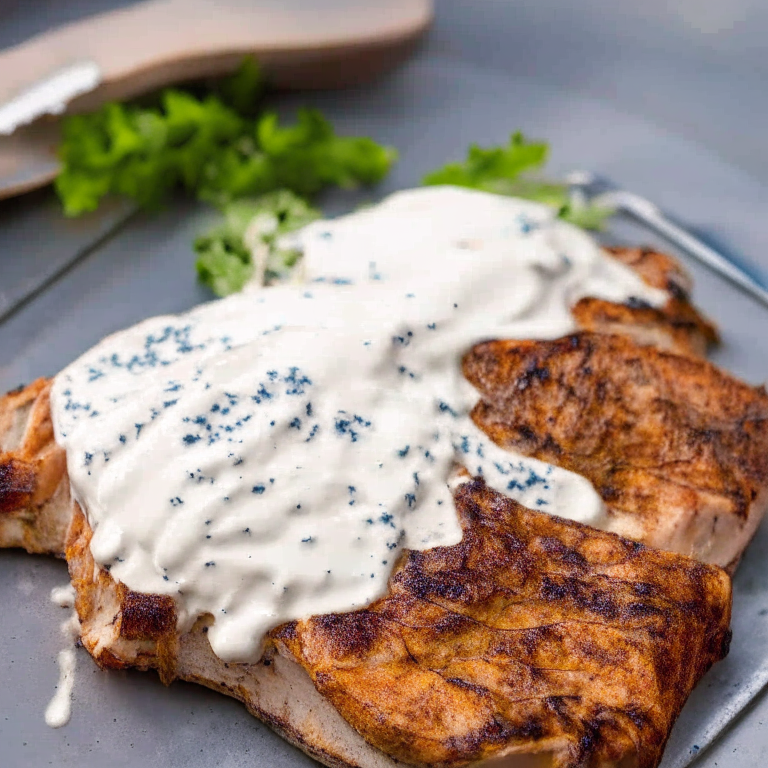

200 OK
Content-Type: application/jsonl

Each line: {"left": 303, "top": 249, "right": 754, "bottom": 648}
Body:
{"left": 463, "top": 332, "right": 768, "bottom": 567}
{"left": 605, "top": 246, "right": 693, "bottom": 295}
{"left": 283, "top": 480, "right": 731, "bottom": 768}
{"left": 120, "top": 591, "right": 177, "bottom": 640}
{"left": 65, "top": 481, "right": 731, "bottom": 768}
{"left": 573, "top": 247, "right": 719, "bottom": 357}
{"left": 0, "top": 379, "right": 69, "bottom": 555}
{"left": 571, "top": 296, "right": 716, "bottom": 357}
{"left": 0, "top": 457, "right": 35, "bottom": 513}
{"left": 66, "top": 503, "right": 180, "bottom": 684}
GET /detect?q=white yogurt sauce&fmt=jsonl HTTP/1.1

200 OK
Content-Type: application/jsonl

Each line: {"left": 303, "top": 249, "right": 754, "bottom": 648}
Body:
{"left": 46, "top": 584, "right": 80, "bottom": 728}
{"left": 50, "top": 583, "right": 76, "bottom": 608}
{"left": 50, "top": 187, "right": 665, "bottom": 663}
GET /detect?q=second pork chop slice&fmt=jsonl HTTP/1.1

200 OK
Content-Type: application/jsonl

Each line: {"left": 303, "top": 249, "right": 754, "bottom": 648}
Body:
{"left": 463, "top": 332, "right": 768, "bottom": 569}
{"left": 67, "top": 478, "right": 732, "bottom": 768}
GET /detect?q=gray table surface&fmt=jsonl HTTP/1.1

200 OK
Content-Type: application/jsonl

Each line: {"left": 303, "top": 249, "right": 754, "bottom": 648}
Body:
{"left": 1, "top": 1, "right": 767, "bottom": 766}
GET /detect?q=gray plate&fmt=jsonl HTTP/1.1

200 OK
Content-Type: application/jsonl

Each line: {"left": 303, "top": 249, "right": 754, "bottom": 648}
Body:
{"left": 2, "top": 46, "right": 768, "bottom": 768}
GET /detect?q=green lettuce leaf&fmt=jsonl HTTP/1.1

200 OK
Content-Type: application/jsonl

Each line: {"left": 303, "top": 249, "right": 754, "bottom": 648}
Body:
{"left": 216, "top": 56, "right": 264, "bottom": 115}
{"left": 423, "top": 132, "right": 612, "bottom": 230}
{"left": 195, "top": 190, "right": 320, "bottom": 296}
{"left": 197, "top": 108, "right": 397, "bottom": 205}
{"left": 423, "top": 132, "right": 549, "bottom": 188}
{"left": 55, "top": 92, "right": 244, "bottom": 215}
{"left": 55, "top": 61, "right": 396, "bottom": 216}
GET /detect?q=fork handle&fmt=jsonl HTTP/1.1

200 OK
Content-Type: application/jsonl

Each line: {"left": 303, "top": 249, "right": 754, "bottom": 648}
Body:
{"left": 623, "top": 201, "right": 768, "bottom": 309}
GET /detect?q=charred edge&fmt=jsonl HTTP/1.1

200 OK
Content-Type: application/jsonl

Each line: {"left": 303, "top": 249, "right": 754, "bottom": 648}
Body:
{"left": 444, "top": 677, "right": 490, "bottom": 697}
{"left": 271, "top": 620, "right": 298, "bottom": 642}
{"left": 667, "top": 280, "right": 690, "bottom": 302}
{"left": 622, "top": 705, "right": 652, "bottom": 732}
{"left": 443, "top": 714, "right": 517, "bottom": 761}
{"left": 0, "top": 458, "right": 35, "bottom": 514}
{"left": 308, "top": 612, "right": 386, "bottom": 659}
{"left": 539, "top": 575, "right": 622, "bottom": 621}
{"left": 575, "top": 719, "right": 605, "bottom": 764}
{"left": 719, "top": 628, "right": 733, "bottom": 660}
{"left": 119, "top": 591, "right": 177, "bottom": 641}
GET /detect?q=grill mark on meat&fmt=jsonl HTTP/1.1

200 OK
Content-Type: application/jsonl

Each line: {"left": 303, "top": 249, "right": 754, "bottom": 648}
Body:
{"left": 279, "top": 480, "right": 731, "bottom": 767}
{"left": 309, "top": 612, "right": 391, "bottom": 659}
{"left": 464, "top": 332, "right": 768, "bottom": 567}
{"left": 0, "top": 458, "right": 35, "bottom": 513}
{"left": 119, "top": 590, "right": 177, "bottom": 640}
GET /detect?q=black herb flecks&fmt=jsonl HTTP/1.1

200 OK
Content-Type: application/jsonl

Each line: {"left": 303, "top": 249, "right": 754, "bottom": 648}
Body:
{"left": 334, "top": 412, "right": 372, "bottom": 443}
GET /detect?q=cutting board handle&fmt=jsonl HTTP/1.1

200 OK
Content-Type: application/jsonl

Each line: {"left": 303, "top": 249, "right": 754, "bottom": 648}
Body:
{"left": 0, "top": 0, "right": 433, "bottom": 110}
{"left": 0, "top": 0, "right": 432, "bottom": 201}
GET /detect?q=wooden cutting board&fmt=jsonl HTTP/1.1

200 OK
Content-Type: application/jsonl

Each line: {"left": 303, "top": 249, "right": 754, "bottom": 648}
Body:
{"left": 0, "top": 0, "right": 432, "bottom": 200}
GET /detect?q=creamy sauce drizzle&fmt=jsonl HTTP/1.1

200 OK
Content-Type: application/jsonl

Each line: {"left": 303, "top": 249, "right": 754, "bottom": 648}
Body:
{"left": 50, "top": 187, "right": 665, "bottom": 663}
{"left": 46, "top": 584, "right": 79, "bottom": 728}
{"left": 51, "top": 583, "right": 76, "bottom": 608}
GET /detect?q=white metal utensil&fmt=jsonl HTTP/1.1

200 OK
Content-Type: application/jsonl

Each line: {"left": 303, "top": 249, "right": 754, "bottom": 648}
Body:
{"left": 567, "top": 171, "right": 768, "bottom": 309}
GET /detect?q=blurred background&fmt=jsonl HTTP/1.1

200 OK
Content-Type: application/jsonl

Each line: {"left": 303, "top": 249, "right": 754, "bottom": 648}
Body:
{"left": 2, "top": 0, "right": 766, "bottom": 181}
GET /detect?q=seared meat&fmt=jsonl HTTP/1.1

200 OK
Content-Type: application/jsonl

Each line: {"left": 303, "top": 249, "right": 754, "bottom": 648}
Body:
{"left": 0, "top": 379, "right": 69, "bottom": 555}
{"left": 574, "top": 247, "right": 719, "bottom": 357}
{"left": 605, "top": 246, "right": 695, "bottom": 295}
{"left": 464, "top": 332, "right": 768, "bottom": 570}
{"left": 67, "top": 480, "right": 731, "bottom": 768}
{"left": 0, "top": 245, "right": 743, "bottom": 768}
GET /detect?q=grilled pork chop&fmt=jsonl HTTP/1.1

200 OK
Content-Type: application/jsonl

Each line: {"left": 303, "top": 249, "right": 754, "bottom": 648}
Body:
{"left": 464, "top": 332, "right": 768, "bottom": 571}
{"left": 0, "top": 379, "right": 68, "bottom": 555}
{"left": 0, "top": 246, "right": 719, "bottom": 562}
{"left": 573, "top": 247, "right": 718, "bottom": 357}
{"left": 0, "top": 245, "right": 742, "bottom": 767}
{"left": 67, "top": 480, "right": 731, "bottom": 768}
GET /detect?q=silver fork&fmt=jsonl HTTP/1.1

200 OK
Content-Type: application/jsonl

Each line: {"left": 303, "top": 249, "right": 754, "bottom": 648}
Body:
{"left": 566, "top": 171, "right": 768, "bottom": 309}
